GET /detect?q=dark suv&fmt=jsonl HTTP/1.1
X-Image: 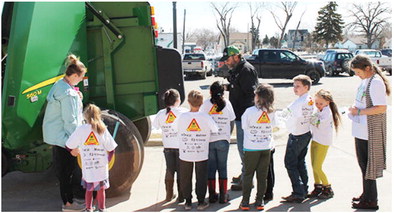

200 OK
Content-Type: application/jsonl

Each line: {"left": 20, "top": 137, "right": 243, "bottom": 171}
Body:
{"left": 247, "top": 49, "right": 325, "bottom": 84}
{"left": 322, "top": 49, "right": 354, "bottom": 76}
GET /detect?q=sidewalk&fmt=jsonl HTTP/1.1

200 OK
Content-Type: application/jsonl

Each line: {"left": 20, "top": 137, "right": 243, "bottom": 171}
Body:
{"left": 107, "top": 110, "right": 392, "bottom": 212}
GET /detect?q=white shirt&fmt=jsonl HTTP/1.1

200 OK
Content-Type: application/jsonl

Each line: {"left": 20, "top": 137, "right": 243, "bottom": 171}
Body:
{"left": 200, "top": 99, "right": 236, "bottom": 142}
{"left": 66, "top": 124, "right": 118, "bottom": 183}
{"left": 310, "top": 106, "right": 334, "bottom": 146}
{"left": 241, "top": 106, "right": 276, "bottom": 150}
{"left": 152, "top": 107, "right": 188, "bottom": 148}
{"left": 351, "top": 75, "right": 387, "bottom": 140}
{"left": 285, "top": 93, "right": 314, "bottom": 136}
{"left": 176, "top": 111, "right": 219, "bottom": 162}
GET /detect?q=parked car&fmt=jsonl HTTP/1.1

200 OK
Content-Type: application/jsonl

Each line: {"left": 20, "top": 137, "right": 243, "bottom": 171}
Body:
{"left": 182, "top": 53, "right": 212, "bottom": 79}
{"left": 247, "top": 49, "right": 325, "bottom": 84}
{"left": 206, "top": 58, "right": 215, "bottom": 76}
{"left": 381, "top": 48, "right": 392, "bottom": 57}
{"left": 354, "top": 49, "right": 392, "bottom": 75}
{"left": 322, "top": 49, "right": 354, "bottom": 76}
{"left": 212, "top": 56, "right": 230, "bottom": 79}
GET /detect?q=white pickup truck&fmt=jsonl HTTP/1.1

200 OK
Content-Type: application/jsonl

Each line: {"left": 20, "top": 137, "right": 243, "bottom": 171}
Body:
{"left": 355, "top": 49, "right": 392, "bottom": 75}
{"left": 182, "top": 53, "right": 212, "bottom": 79}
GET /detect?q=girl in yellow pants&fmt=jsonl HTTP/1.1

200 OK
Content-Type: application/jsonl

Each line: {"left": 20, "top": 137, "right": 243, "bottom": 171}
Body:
{"left": 309, "top": 89, "right": 341, "bottom": 199}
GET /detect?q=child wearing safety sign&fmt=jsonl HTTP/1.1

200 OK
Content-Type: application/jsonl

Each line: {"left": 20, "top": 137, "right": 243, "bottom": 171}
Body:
{"left": 153, "top": 89, "right": 187, "bottom": 202}
{"left": 239, "top": 83, "right": 276, "bottom": 211}
{"left": 66, "top": 104, "right": 118, "bottom": 212}
{"left": 281, "top": 75, "right": 314, "bottom": 203}
{"left": 176, "top": 90, "right": 219, "bottom": 211}
{"left": 200, "top": 81, "right": 236, "bottom": 204}
{"left": 308, "top": 89, "right": 341, "bottom": 199}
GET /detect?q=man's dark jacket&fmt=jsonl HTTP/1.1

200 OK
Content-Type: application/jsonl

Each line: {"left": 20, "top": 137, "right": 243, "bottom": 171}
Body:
{"left": 228, "top": 58, "right": 259, "bottom": 121}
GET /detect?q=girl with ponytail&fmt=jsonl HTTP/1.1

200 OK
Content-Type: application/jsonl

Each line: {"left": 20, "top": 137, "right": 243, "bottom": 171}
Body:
{"left": 152, "top": 89, "right": 187, "bottom": 202}
{"left": 200, "top": 81, "right": 236, "bottom": 204}
{"left": 348, "top": 54, "right": 390, "bottom": 210}
{"left": 66, "top": 104, "right": 118, "bottom": 212}
{"left": 308, "top": 89, "right": 341, "bottom": 200}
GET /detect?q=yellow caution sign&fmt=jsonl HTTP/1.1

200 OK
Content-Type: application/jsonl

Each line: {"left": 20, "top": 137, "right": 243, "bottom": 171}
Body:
{"left": 257, "top": 111, "right": 270, "bottom": 124}
{"left": 209, "top": 104, "right": 223, "bottom": 115}
{"left": 308, "top": 98, "right": 314, "bottom": 106}
{"left": 84, "top": 132, "right": 100, "bottom": 145}
{"left": 165, "top": 111, "right": 177, "bottom": 123}
{"left": 186, "top": 118, "right": 201, "bottom": 131}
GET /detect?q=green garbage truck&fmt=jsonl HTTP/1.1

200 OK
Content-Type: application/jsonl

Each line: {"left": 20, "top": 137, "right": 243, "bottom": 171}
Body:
{"left": 2, "top": 2, "right": 184, "bottom": 197}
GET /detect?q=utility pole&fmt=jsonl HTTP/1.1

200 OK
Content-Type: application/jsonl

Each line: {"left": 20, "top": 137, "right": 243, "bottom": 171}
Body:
{"left": 172, "top": 2, "right": 177, "bottom": 49}
{"left": 182, "top": 9, "right": 186, "bottom": 54}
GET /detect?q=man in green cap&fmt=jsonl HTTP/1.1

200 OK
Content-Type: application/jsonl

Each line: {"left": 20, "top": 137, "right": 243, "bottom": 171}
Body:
{"left": 220, "top": 46, "right": 258, "bottom": 191}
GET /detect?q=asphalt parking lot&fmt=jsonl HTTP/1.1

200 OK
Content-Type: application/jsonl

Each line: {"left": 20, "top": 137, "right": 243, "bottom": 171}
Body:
{"left": 2, "top": 74, "right": 392, "bottom": 212}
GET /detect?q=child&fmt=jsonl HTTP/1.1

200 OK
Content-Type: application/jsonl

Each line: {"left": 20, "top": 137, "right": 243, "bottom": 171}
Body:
{"left": 152, "top": 89, "right": 187, "bottom": 202}
{"left": 177, "top": 90, "right": 219, "bottom": 211}
{"left": 239, "top": 83, "right": 276, "bottom": 211}
{"left": 200, "top": 81, "right": 236, "bottom": 204}
{"left": 66, "top": 104, "right": 118, "bottom": 212}
{"left": 308, "top": 89, "right": 341, "bottom": 199}
{"left": 281, "top": 74, "right": 314, "bottom": 203}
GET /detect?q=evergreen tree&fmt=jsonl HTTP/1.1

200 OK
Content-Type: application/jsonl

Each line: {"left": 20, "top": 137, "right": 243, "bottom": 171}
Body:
{"left": 262, "top": 35, "right": 269, "bottom": 45}
{"left": 269, "top": 36, "right": 279, "bottom": 48}
{"left": 313, "top": 2, "right": 344, "bottom": 48}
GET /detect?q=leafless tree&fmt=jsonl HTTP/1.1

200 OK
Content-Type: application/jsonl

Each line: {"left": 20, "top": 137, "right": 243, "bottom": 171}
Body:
{"left": 248, "top": 2, "right": 264, "bottom": 50}
{"left": 269, "top": 2, "right": 297, "bottom": 48}
{"left": 347, "top": 2, "right": 391, "bottom": 48}
{"left": 211, "top": 2, "right": 238, "bottom": 47}
{"left": 187, "top": 28, "right": 218, "bottom": 51}
{"left": 291, "top": 10, "right": 306, "bottom": 51}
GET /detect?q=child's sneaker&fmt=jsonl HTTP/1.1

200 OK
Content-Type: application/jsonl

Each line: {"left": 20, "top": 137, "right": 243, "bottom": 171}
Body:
{"left": 62, "top": 202, "right": 85, "bottom": 212}
{"left": 197, "top": 201, "right": 209, "bottom": 210}
{"left": 239, "top": 201, "right": 250, "bottom": 211}
{"left": 254, "top": 200, "right": 264, "bottom": 210}
{"left": 184, "top": 200, "right": 192, "bottom": 211}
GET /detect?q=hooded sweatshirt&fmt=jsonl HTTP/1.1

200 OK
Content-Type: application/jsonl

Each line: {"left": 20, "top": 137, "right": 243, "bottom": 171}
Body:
{"left": 43, "top": 78, "right": 83, "bottom": 147}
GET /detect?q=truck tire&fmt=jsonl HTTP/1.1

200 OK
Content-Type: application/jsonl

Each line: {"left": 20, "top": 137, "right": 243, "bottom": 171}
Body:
{"left": 133, "top": 117, "right": 152, "bottom": 144}
{"left": 327, "top": 67, "right": 334, "bottom": 77}
{"left": 342, "top": 59, "right": 352, "bottom": 76}
{"left": 307, "top": 70, "right": 320, "bottom": 85}
{"left": 207, "top": 69, "right": 213, "bottom": 76}
{"left": 2, "top": 152, "right": 7, "bottom": 177}
{"left": 101, "top": 110, "right": 144, "bottom": 197}
{"left": 201, "top": 72, "right": 206, "bottom": 79}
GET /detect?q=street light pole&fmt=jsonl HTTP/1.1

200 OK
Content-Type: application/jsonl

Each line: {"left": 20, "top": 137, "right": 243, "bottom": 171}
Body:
{"left": 172, "top": 2, "right": 177, "bottom": 49}
{"left": 182, "top": 9, "right": 186, "bottom": 54}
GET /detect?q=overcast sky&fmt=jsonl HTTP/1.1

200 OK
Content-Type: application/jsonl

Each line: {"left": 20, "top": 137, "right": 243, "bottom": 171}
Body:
{"left": 150, "top": 0, "right": 392, "bottom": 38}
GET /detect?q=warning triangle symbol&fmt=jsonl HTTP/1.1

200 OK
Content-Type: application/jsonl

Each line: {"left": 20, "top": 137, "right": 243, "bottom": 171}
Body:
{"left": 186, "top": 118, "right": 201, "bottom": 131}
{"left": 209, "top": 104, "right": 223, "bottom": 115}
{"left": 257, "top": 111, "right": 270, "bottom": 124}
{"left": 84, "top": 131, "right": 100, "bottom": 145}
{"left": 165, "top": 111, "right": 177, "bottom": 123}
{"left": 308, "top": 97, "right": 314, "bottom": 106}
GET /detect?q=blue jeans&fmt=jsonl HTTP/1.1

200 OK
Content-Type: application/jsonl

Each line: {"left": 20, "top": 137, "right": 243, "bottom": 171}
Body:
{"left": 284, "top": 132, "right": 312, "bottom": 199}
{"left": 208, "top": 140, "right": 230, "bottom": 180}
{"left": 235, "top": 120, "right": 245, "bottom": 179}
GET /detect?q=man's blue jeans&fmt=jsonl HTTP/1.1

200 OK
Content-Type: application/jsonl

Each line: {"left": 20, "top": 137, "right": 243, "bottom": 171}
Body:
{"left": 284, "top": 132, "right": 312, "bottom": 199}
{"left": 208, "top": 140, "right": 230, "bottom": 180}
{"left": 235, "top": 120, "right": 244, "bottom": 180}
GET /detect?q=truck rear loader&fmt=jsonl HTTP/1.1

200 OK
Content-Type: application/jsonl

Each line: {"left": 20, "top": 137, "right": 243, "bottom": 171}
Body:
{"left": 2, "top": 2, "right": 185, "bottom": 197}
